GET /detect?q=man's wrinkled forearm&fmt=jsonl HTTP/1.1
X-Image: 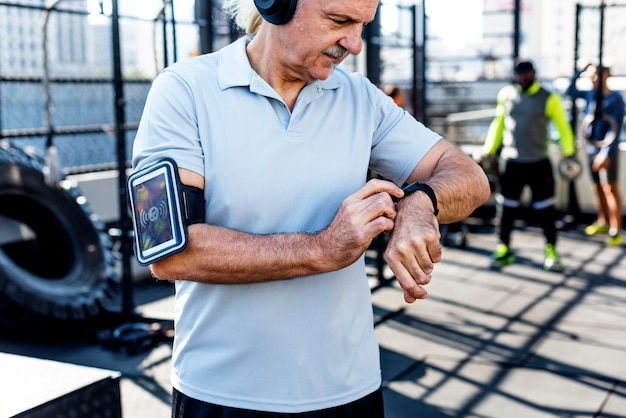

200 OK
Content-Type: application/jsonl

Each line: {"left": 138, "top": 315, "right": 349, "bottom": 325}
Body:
{"left": 424, "top": 148, "right": 491, "bottom": 224}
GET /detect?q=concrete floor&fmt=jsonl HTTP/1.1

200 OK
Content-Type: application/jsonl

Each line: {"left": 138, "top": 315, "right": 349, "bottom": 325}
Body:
{"left": 1, "top": 223, "right": 626, "bottom": 417}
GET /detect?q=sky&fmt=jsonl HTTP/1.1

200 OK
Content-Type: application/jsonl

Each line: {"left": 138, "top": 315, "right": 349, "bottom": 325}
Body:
{"left": 87, "top": 0, "right": 195, "bottom": 20}
{"left": 89, "top": 0, "right": 484, "bottom": 53}
{"left": 426, "top": 0, "right": 484, "bottom": 50}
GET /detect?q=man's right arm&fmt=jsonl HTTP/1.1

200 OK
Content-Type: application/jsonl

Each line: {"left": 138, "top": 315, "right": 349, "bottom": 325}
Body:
{"left": 149, "top": 172, "right": 404, "bottom": 284}
{"left": 546, "top": 93, "right": 576, "bottom": 157}
{"left": 565, "top": 64, "right": 591, "bottom": 99}
{"left": 483, "top": 90, "right": 506, "bottom": 156}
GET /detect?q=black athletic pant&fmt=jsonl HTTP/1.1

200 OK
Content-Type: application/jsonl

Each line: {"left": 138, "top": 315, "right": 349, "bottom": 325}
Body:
{"left": 497, "top": 158, "right": 557, "bottom": 247}
{"left": 172, "top": 387, "right": 385, "bottom": 418}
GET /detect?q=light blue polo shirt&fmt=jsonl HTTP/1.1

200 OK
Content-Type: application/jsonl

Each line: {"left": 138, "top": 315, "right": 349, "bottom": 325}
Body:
{"left": 133, "top": 36, "right": 441, "bottom": 413}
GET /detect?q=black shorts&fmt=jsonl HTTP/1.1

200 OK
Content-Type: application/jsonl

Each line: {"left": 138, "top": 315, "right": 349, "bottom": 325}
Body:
{"left": 588, "top": 150, "right": 619, "bottom": 183}
{"left": 499, "top": 158, "right": 555, "bottom": 209}
{"left": 171, "top": 387, "right": 385, "bottom": 418}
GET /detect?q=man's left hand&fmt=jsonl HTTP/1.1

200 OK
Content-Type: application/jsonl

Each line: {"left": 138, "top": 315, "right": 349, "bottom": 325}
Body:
{"left": 384, "top": 193, "right": 441, "bottom": 303}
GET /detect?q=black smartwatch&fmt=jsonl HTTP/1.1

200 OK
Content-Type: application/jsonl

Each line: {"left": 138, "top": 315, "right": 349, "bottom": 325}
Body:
{"left": 394, "top": 181, "right": 439, "bottom": 216}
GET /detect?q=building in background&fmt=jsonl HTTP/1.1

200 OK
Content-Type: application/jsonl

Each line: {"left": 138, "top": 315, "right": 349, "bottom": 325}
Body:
{"left": 0, "top": 0, "right": 200, "bottom": 79}
{"left": 2, "top": 0, "right": 625, "bottom": 80}
{"left": 483, "top": 0, "right": 626, "bottom": 80}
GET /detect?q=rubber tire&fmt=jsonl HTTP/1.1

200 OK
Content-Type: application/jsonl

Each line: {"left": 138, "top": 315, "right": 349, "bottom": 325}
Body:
{"left": 0, "top": 143, "right": 119, "bottom": 339}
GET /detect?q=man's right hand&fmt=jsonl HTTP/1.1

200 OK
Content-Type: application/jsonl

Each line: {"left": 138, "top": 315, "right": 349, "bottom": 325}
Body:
{"left": 317, "top": 179, "right": 403, "bottom": 270}
{"left": 151, "top": 178, "right": 404, "bottom": 284}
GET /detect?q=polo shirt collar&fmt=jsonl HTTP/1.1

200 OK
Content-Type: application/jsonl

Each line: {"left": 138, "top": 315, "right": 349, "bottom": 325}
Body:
{"left": 217, "top": 36, "right": 341, "bottom": 93}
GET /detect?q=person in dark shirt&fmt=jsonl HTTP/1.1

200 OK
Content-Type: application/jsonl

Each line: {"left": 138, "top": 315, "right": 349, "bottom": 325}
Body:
{"left": 566, "top": 63, "right": 624, "bottom": 246}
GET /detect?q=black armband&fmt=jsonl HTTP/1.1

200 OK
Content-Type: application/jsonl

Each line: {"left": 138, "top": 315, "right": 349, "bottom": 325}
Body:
{"left": 180, "top": 183, "right": 205, "bottom": 225}
{"left": 128, "top": 158, "right": 205, "bottom": 266}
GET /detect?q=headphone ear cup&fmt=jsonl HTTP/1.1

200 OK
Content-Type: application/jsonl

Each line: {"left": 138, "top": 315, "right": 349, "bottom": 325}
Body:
{"left": 254, "top": 0, "right": 298, "bottom": 25}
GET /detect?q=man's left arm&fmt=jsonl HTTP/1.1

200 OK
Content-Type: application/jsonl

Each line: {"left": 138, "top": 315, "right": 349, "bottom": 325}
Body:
{"left": 546, "top": 92, "right": 576, "bottom": 157}
{"left": 384, "top": 139, "right": 490, "bottom": 303}
{"left": 403, "top": 139, "right": 490, "bottom": 223}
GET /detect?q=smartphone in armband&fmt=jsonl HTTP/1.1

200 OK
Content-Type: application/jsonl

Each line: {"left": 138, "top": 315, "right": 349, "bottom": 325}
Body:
{"left": 128, "top": 158, "right": 204, "bottom": 266}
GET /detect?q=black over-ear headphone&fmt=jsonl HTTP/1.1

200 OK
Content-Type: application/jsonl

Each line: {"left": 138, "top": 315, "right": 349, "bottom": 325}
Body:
{"left": 254, "top": 0, "right": 298, "bottom": 25}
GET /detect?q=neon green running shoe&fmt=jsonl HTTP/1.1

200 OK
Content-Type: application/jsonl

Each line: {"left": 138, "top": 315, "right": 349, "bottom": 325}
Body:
{"left": 606, "top": 233, "right": 624, "bottom": 247}
{"left": 585, "top": 222, "right": 610, "bottom": 236}
{"left": 543, "top": 244, "right": 563, "bottom": 272}
{"left": 490, "top": 243, "right": 515, "bottom": 268}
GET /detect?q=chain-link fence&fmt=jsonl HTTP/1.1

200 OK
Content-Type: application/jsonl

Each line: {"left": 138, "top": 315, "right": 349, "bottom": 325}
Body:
{"left": 3, "top": 0, "right": 625, "bottom": 166}
{"left": 0, "top": 0, "right": 233, "bottom": 174}
{"left": 0, "top": 0, "right": 510, "bottom": 165}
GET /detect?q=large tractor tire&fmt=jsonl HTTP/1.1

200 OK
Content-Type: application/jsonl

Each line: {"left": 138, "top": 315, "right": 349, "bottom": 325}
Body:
{"left": 0, "top": 141, "right": 119, "bottom": 339}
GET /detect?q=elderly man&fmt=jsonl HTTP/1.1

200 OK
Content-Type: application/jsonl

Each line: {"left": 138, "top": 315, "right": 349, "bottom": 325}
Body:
{"left": 131, "top": 0, "right": 489, "bottom": 416}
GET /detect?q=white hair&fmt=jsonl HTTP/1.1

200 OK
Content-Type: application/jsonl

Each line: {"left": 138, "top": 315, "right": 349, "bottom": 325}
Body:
{"left": 222, "top": 0, "right": 264, "bottom": 35}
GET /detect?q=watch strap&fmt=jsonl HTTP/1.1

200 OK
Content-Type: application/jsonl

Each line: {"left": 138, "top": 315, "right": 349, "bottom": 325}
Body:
{"left": 400, "top": 181, "right": 439, "bottom": 216}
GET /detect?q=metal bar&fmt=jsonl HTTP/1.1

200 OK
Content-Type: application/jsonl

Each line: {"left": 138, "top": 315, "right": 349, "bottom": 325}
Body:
{"left": 593, "top": 0, "right": 605, "bottom": 134}
{"left": 162, "top": 4, "right": 169, "bottom": 68}
{"left": 111, "top": 0, "right": 134, "bottom": 317}
{"left": 577, "top": 2, "right": 626, "bottom": 9}
{"left": 421, "top": 0, "right": 427, "bottom": 125}
{"left": 364, "top": 4, "right": 381, "bottom": 86}
{"left": 42, "top": 1, "right": 63, "bottom": 149}
{"left": 196, "top": 0, "right": 214, "bottom": 54}
{"left": 572, "top": 3, "right": 581, "bottom": 131}
{"left": 411, "top": 4, "right": 418, "bottom": 119}
{"left": 0, "top": 6, "right": 2, "bottom": 141}
{"left": 170, "top": 0, "right": 178, "bottom": 63}
{"left": 513, "top": 0, "right": 521, "bottom": 60}
{"left": 1, "top": 122, "right": 139, "bottom": 139}
{"left": 566, "top": 3, "right": 583, "bottom": 222}
{"left": 0, "top": 75, "right": 151, "bottom": 83}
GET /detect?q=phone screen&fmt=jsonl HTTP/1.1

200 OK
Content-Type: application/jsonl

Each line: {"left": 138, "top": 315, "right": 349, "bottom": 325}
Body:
{"left": 129, "top": 161, "right": 185, "bottom": 265}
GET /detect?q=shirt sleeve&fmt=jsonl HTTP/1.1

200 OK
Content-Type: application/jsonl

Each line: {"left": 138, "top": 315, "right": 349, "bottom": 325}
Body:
{"left": 546, "top": 92, "right": 576, "bottom": 157}
{"left": 483, "top": 89, "right": 505, "bottom": 156}
{"left": 564, "top": 69, "right": 586, "bottom": 99}
{"left": 132, "top": 69, "right": 205, "bottom": 174}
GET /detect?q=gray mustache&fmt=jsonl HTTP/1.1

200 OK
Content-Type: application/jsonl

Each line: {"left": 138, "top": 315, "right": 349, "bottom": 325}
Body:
{"left": 323, "top": 46, "right": 349, "bottom": 59}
